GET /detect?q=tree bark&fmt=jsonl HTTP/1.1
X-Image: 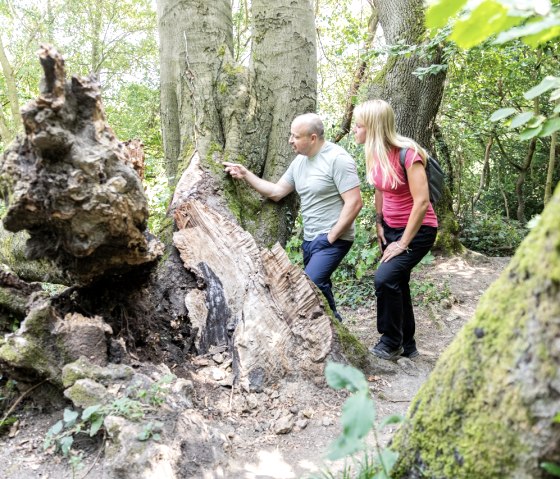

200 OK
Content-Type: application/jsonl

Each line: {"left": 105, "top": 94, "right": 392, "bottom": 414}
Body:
{"left": 471, "top": 136, "right": 493, "bottom": 213}
{"left": 0, "top": 45, "right": 162, "bottom": 283}
{"left": 392, "top": 182, "right": 560, "bottom": 479}
{"left": 157, "top": 0, "right": 315, "bottom": 247}
{"left": 544, "top": 130, "right": 557, "bottom": 205}
{"left": 370, "top": 0, "right": 446, "bottom": 150}
{"left": 516, "top": 138, "right": 538, "bottom": 224}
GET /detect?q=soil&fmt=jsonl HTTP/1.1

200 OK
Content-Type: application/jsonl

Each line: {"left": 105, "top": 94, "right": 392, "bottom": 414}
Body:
{"left": 0, "top": 253, "right": 511, "bottom": 479}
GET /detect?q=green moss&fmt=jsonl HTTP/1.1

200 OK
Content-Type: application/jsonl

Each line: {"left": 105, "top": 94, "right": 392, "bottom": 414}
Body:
{"left": 434, "top": 211, "right": 464, "bottom": 254}
{"left": 175, "top": 142, "right": 196, "bottom": 180}
{"left": 333, "top": 319, "right": 370, "bottom": 371}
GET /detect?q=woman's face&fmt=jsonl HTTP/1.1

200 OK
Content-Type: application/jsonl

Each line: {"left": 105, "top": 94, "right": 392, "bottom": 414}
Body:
{"left": 353, "top": 120, "right": 366, "bottom": 145}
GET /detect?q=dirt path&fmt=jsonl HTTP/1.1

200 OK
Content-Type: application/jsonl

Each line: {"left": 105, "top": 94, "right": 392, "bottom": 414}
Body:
{"left": 0, "top": 253, "right": 510, "bottom": 479}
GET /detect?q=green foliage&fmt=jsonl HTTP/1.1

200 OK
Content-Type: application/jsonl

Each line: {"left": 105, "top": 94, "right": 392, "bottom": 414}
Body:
{"left": 459, "top": 213, "right": 527, "bottom": 256}
{"left": 44, "top": 374, "right": 176, "bottom": 465}
{"left": 428, "top": 0, "right": 560, "bottom": 141}
{"left": 134, "top": 373, "right": 175, "bottom": 407}
{"left": 410, "top": 277, "right": 451, "bottom": 307}
{"left": 322, "top": 362, "right": 403, "bottom": 477}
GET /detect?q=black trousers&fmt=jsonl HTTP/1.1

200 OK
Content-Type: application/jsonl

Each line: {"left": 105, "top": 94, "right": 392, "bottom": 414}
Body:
{"left": 302, "top": 233, "right": 353, "bottom": 314}
{"left": 375, "top": 222, "right": 437, "bottom": 352}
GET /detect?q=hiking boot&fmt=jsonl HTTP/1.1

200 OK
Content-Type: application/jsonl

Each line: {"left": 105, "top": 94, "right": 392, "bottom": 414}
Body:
{"left": 333, "top": 311, "right": 344, "bottom": 322}
{"left": 369, "top": 341, "right": 404, "bottom": 360}
{"left": 401, "top": 349, "right": 419, "bottom": 359}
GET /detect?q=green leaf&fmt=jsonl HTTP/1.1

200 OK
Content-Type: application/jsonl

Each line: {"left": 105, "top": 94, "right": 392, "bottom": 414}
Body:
{"left": 59, "top": 435, "right": 74, "bottom": 457}
{"left": 379, "top": 448, "right": 399, "bottom": 472}
{"left": 450, "top": 0, "right": 525, "bottom": 49}
{"left": 341, "top": 393, "right": 375, "bottom": 439}
{"left": 425, "top": 0, "right": 469, "bottom": 30}
{"left": 550, "top": 88, "right": 560, "bottom": 102}
{"left": 378, "top": 414, "right": 404, "bottom": 429}
{"left": 523, "top": 24, "right": 560, "bottom": 47}
{"left": 82, "top": 404, "right": 102, "bottom": 421}
{"left": 63, "top": 409, "right": 79, "bottom": 426}
{"left": 49, "top": 420, "right": 64, "bottom": 436}
{"left": 524, "top": 76, "right": 560, "bottom": 100}
{"left": 509, "top": 112, "right": 534, "bottom": 128}
{"left": 539, "top": 117, "right": 560, "bottom": 137}
{"left": 541, "top": 462, "right": 560, "bottom": 476}
{"left": 89, "top": 416, "right": 104, "bottom": 437}
{"left": 325, "top": 362, "right": 369, "bottom": 393}
{"left": 495, "top": 17, "right": 560, "bottom": 45}
{"left": 519, "top": 125, "right": 543, "bottom": 140}
{"left": 490, "top": 107, "right": 516, "bottom": 121}
{"left": 326, "top": 435, "right": 364, "bottom": 461}
{"left": 554, "top": 412, "right": 560, "bottom": 423}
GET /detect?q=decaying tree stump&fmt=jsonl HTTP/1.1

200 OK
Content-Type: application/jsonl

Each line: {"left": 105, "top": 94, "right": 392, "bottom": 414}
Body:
{"left": 171, "top": 151, "right": 354, "bottom": 391}
{"left": 0, "top": 45, "right": 162, "bottom": 284}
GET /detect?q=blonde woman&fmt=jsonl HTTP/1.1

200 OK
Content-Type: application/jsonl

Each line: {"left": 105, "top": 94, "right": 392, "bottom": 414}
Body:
{"left": 353, "top": 99, "right": 438, "bottom": 360}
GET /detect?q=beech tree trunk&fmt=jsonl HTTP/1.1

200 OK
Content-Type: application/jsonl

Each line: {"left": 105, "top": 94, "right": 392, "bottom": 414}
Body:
{"left": 392, "top": 182, "right": 560, "bottom": 479}
{"left": 370, "top": 0, "right": 446, "bottom": 149}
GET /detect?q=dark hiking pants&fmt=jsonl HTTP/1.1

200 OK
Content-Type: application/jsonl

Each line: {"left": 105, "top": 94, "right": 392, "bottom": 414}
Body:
{"left": 302, "top": 233, "right": 353, "bottom": 315}
{"left": 375, "top": 222, "right": 437, "bottom": 353}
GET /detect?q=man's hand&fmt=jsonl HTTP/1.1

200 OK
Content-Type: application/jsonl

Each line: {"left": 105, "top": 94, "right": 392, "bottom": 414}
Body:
{"left": 223, "top": 162, "right": 248, "bottom": 179}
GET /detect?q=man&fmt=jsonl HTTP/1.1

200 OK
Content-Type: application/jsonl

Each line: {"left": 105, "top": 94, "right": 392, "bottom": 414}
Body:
{"left": 223, "top": 113, "right": 362, "bottom": 321}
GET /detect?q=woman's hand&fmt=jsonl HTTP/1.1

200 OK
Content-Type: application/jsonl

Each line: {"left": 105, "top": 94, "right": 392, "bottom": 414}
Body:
{"left": 381, "top": 241, "right": 407, "bottom": 263}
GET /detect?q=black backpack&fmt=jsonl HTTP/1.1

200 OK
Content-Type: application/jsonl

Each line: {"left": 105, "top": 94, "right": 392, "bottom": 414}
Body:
{"left": 399, "top": 148, "right": 445, "bottom": 204}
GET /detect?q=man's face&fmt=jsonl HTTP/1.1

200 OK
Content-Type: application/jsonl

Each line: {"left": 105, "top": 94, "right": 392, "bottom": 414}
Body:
{"left": 289, "top": 120, "right": 315, "bottom": 156}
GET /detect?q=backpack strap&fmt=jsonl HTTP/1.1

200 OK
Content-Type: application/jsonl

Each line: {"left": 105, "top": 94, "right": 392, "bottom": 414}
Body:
{"left": 399, "top": 147, "right": 408, "bottom": 181}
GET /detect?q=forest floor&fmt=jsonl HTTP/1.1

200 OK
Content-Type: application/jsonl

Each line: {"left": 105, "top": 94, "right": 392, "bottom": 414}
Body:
{"left": 0, "top": 252, "right": 511, "bottom": 479}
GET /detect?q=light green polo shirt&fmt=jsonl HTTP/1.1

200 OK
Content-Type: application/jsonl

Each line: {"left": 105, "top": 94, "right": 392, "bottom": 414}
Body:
{"left": 281, "top": 141, "right": 360, "bottom": 241}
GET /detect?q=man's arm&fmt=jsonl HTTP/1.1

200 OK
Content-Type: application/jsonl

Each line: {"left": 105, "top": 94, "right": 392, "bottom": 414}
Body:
{"left": 223, "top": 162, "right": 294, "bottom": 202}
{"left": 327, "top": 186, "right": 363, "bottom": 243}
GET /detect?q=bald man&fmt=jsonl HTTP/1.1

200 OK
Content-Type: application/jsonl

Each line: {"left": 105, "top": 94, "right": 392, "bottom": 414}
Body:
{"left": 223, "top": 113, "right": 363, "bottom": 321}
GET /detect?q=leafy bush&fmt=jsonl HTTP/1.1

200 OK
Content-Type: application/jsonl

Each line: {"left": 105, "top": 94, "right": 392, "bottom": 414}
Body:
{"left": 459, "top": 213, "right": 528, "bottom": 256}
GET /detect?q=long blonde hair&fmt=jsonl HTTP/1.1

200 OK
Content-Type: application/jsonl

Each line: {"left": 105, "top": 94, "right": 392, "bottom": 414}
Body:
{"left": 354, "top": 99, "right": 427, "bottom": 189}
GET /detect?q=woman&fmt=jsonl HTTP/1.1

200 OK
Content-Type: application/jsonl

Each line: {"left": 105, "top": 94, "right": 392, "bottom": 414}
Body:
{"left": 353, "top": 99, "right": 438, "bottom": 360}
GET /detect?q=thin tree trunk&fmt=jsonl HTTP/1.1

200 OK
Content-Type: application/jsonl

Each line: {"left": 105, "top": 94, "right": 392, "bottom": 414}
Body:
{"left": 0, "top": 35, "right": 22, "bottom": 138}
{"left": 544, "top": 130, "right": 557, "bottom": 205}
{"left": 496, "top": 157, "right": 510, "bottom": 219}
{"left": 333, "top": 5, "right": 379, "bottom": 143}
{"left": 516, "top": 138, "right": 537, "bottom": 224}
{"left": 434, "top": 123, "right": 453, "bottom": 193}
{"left": 472, "top": 136, "right": 493, "bottom": 213}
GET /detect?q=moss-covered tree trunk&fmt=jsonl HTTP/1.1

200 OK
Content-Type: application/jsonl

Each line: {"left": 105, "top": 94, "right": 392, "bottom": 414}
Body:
{"left": 157, "top": 0, "right": 315, "bottom": 248}
{"left": 392, "top": 183, "right": 560, "bottom": 478}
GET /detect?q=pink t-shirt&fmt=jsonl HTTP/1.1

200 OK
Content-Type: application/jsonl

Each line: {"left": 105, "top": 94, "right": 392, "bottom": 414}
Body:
{"left": 370, "top": 148, "right": 438, "bottom": 228}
